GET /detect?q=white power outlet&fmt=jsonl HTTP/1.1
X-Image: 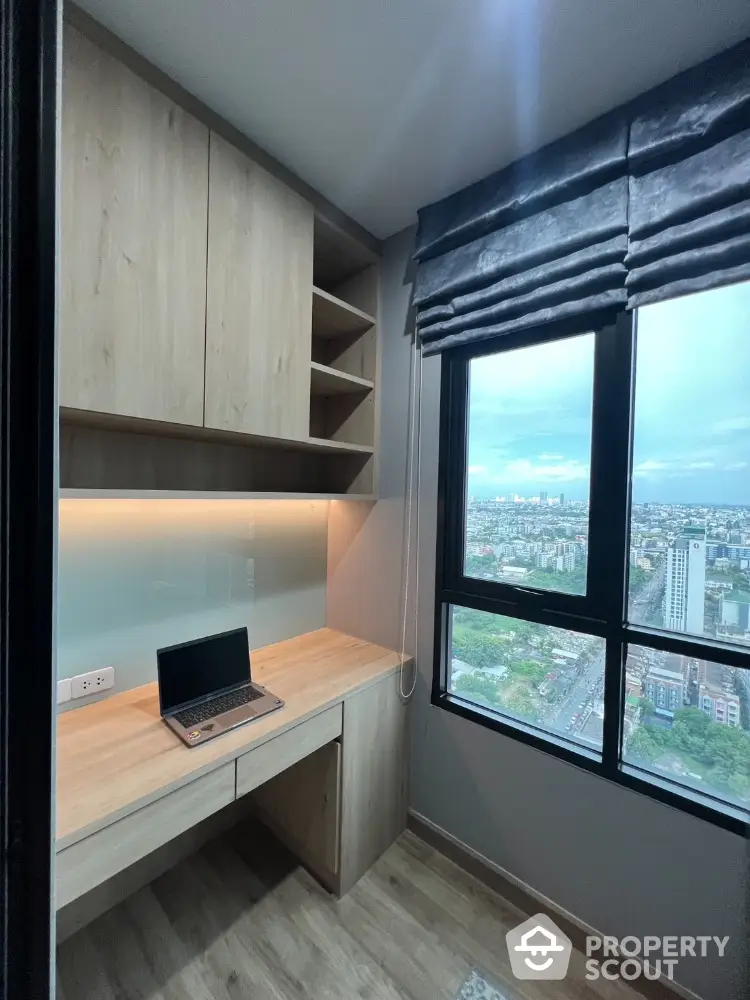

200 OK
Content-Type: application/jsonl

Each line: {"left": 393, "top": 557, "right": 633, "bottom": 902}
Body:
{"left": 57, "top": 678, "right": 72, "bottom": 704}
{"left": 71, "top": 666, "right": 115, "bottom": 699}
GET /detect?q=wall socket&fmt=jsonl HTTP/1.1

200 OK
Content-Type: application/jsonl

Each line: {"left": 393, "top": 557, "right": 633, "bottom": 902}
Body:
{"left": 70, "top": 666, "right": 115, "bottom": 699}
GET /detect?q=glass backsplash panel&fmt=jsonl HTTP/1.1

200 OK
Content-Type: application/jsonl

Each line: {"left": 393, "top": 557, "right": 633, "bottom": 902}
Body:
{"left": 57, "top": 499, "right": 328, "bottom": 707}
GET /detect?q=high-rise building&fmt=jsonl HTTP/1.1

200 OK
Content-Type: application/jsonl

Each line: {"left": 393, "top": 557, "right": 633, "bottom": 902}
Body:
{"left": 697, "top": 662, "right": 741, "bottom": 727}
{"left": 665, "top": 527, "right": 705, "bottom": 634}
{"left": 540, "top": 491, "right": 548, "bottom": 504}
{"left": 643, "top": 656, "right": 686, "bottom": 718}
{"left": 559, "top": 493, "right": 565, "bottom": 506}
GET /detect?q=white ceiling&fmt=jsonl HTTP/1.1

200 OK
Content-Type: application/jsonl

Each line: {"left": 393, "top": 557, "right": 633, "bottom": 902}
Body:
{"left": 74, "top": 0, "right": 750, "bottom": 240}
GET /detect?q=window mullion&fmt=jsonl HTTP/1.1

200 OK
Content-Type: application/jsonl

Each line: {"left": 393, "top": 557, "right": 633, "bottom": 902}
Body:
{"left": 588, "top": 313, "right": 636, "bottom": 768}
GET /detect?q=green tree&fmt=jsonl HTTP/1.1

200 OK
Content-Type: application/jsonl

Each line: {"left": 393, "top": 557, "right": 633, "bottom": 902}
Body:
{"left": 452, "top": 628, "right": 505, "bottom": 670}
{"left": 504, "top": 688, "right": 539, "bottom": 722}
{"left": 453, "top": 672, "right": 501, "bottom": 707}
{"left": 727, "top": 770, "right": 750, "bottom": 801}
{"left": 639, "top": 698, "right": 656, "bottom": 722}
{"left": 628, "top": 726, "right": 659, "bottom": 763}
{"left": 511, "top": 660, "right": 546, "bottom": 686}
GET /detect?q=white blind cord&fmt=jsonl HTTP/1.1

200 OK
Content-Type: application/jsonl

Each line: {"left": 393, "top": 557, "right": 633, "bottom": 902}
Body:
{"left": 399, "top": 333, "right": 422, "bottom": 700}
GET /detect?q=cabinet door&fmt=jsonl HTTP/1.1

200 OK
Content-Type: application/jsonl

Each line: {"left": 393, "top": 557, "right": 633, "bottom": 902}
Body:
{"left": 205, "top": 133, "right": 314, "bottom": 440}
{"left": 61, "top": 27, "right": 209, "bottom": 425}
{"left": 338, "top": 673, "right": 409, "bottom": 895}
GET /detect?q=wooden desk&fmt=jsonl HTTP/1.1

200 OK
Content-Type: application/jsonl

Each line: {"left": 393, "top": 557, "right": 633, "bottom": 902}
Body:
{"left": 56, "top": 628, "right": 410, "bottom": 909}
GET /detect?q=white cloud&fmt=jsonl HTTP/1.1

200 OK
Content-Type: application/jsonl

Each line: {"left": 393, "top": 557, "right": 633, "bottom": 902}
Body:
{"left": 467, "top": 465, "right": 489, "bottom": 476}
{"left": 712, "top": 416, "right": 750, "bottom": 433}
{"left": 725, "top": 461, "right": 748, "bottom": 471}
{"left": 492, "top": 458, "right": 589, "bottom": 484}
{"left": 633, "top": 459, "right": 673, "bottom": 477}
{"left": 687, "top": 461, "right": 715, "bottom": 470}
{"left": 538, "top": 453, "right": 564, "bottom": 461}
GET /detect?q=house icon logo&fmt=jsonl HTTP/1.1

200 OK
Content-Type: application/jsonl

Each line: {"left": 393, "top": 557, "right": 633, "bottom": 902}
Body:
{"left": 506, "top": 913, "right": 572, "bottom": 980}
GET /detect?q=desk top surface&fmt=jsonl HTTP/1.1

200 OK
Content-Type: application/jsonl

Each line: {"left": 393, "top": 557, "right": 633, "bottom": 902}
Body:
{"left": 57, "top": 628, "right": 407, "bottom": 850}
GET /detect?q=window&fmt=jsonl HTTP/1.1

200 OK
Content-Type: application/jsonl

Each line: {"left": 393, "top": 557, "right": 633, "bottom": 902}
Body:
{"left": 449, "top": 607, "right": 606, "bottom": 750}
{"left": 434, "top": 283, "right": 750, "bottom": 832}
{"left": 464, "top": 335, "right": 595, "bottom": 596}
{"left": 624, "top": 648, "right": 750, "bottom": 808}
{"left": 628, "top": 283, "right": 750, "bottom": 650}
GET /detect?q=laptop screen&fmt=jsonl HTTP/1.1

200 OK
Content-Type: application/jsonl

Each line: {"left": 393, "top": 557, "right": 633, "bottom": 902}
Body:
{"left": 157, "top": 627, "right": 251, "bottom": 715}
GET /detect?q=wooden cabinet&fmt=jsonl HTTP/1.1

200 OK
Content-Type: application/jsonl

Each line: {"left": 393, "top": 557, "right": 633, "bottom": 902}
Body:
{"left": 338, "top": 673, "right": 409, "bottom": 894}
{"left": 204, "top": 133, "right": 314, "bottom": 440}
{"left": 249, "top": 672, "right": 408, "bottom": 896}
{"left": 59, "top": 23, "right": 378, "bottom": 495}
{"left": 60, "top": 26, "right": 209, "bottom": 425}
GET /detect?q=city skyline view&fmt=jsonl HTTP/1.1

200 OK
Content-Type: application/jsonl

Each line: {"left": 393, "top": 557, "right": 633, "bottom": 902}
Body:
{"left": 456, "top": 494, "right": 750, "bottom": 808}
{"left": 452, "top": 281, "right": 750, "bottom": 811}
{"left": 466, "top": 282, "right": 750, "bottom": 505}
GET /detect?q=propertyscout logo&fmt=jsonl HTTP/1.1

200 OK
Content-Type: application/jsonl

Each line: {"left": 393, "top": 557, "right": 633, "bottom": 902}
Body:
{"left": 506, "top": 914, "right": 572, "bottom": 979}
{"left": 506, "top": 914, "right": 729, "bottom": 983}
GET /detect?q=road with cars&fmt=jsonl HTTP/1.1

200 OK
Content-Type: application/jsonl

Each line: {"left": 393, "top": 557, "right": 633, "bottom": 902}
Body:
{"left": 542, "top": 567, "right": 666, "bottom": 740}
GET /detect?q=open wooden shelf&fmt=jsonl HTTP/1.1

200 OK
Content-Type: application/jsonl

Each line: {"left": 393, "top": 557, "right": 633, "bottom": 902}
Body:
{"left": 60, "top": 406, "right": 373, "bottom": 456}
{"left": 310, "top": 362, "right": 374, "bottom": 397}
{"left": 60, "top": 489, "right": 375, "bottom": 502}
{"left": 305, "top": 436, "right": 373, "bottom": 455}
{"left": 312, "top": 286, "right": 375, "bottom": 339}
{"left": 60, "top": 408, "right": 376, "bottom": 496}
{"left": 313, "top": 216, "right": 379, "bottom": 289}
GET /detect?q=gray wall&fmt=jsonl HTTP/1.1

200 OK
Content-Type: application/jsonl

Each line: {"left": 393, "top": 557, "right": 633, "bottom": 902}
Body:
{"left": 58, "top": 497, "right": 328, "bottom": 708}
{"left": 327, "top": 225, "right": 748, "bottom": 1000}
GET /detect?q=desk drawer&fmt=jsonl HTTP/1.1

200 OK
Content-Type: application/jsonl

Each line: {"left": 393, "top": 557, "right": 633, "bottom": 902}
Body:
{"left": 56, "top": 762, "right": 235, "bottom": 909}
{"left": 236, "top": 705, "right": 342, "bottom": 798}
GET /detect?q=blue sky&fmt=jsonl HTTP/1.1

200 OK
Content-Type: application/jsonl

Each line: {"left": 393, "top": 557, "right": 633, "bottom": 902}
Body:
{"left": 466, "top": 281, "right": 750, "bottom": 504}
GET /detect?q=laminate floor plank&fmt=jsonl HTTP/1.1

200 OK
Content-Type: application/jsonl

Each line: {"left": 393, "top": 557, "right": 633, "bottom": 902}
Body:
{"left": 203, "top": 837, "right": 384, "bottom": 1000}
{"left": 341, "top": 868, "right": 470, "bottom": 999}
{"left": 151, "top": 853, "right": 284, "bottom": 1000}
{"left": 57, "top": 824, "right": 645, "bottom": 1000}
{"left": 375, "top": 842, "right": 637, "bottom": 1000}
{"left": 56, "top": 927, "right": 117, "bottom": 1000}
{"left": 269, "top": 862, "right": 419, "bottom": 1000}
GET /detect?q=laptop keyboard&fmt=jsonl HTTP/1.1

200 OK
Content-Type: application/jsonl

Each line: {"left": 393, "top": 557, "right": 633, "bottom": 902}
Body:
{"left": 174, "top": 686, "right": 264, "bottom": 728}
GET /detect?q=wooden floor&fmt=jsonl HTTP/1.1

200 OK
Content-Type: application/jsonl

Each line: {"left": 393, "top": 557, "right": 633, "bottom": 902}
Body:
{"left": 57, "top": 824, "right": 642, "bottom": 1000}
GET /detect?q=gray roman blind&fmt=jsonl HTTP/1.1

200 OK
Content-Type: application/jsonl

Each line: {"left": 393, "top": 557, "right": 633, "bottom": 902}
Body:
{"left": 413, "top": 37, "right": 750, "bottom": 354}
{"left": 413, "top": 115, "right": 629, "bottom": 355}
{"left": 626, "top": 40, "right": 750, "bottom": 307}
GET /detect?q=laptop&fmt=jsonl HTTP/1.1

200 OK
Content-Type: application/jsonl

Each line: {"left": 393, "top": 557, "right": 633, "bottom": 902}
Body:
{"left": 157, "top": 627, "right": 284, "bottom": 747}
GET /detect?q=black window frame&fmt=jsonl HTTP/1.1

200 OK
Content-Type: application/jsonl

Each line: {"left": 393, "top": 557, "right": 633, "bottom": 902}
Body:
{"left": 433, "top": 306, "right": 750, "bottom": 836}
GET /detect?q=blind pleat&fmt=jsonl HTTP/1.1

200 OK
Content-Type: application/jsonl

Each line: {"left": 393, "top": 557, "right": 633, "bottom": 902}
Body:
{"left": 628, "top": 129, "right": 750, "bottom": 241}
{"left": 415, "top": 177, "right": 627, "bottom": 310}
{"left": 415, "top": 113, "right": 628, "bottom": 263}
{"left": 626, "top": 43, "right": 750, "bottom": 307}
{"left": 418, "top": 235, "right": 626, "bottom": 329}
{"left": 418, "top": 262, "right": 625, "bottom": 342}
{"left": 628, "top": 40, "right": 750, "bottom": 171}
{"left": 627, "top": 232, "right": 750, "bottom": 307}
{"left": 421, "top": 289, "right": 625, "bottom": 356}
{"left": 414, "top": 169, "right": 628, "bottom": 353}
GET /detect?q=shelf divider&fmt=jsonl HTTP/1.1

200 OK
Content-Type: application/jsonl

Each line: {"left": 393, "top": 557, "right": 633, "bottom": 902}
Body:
{"left": 310, "top": 361, "right": 374, "bottom": 396}
{"left": 312, "top": 285, "right": 376, "bottom": 338}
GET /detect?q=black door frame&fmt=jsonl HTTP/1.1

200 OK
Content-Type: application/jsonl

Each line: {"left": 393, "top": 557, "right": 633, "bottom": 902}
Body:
{"left": 0, "top": 0, "right": 58, "bottom": 997}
